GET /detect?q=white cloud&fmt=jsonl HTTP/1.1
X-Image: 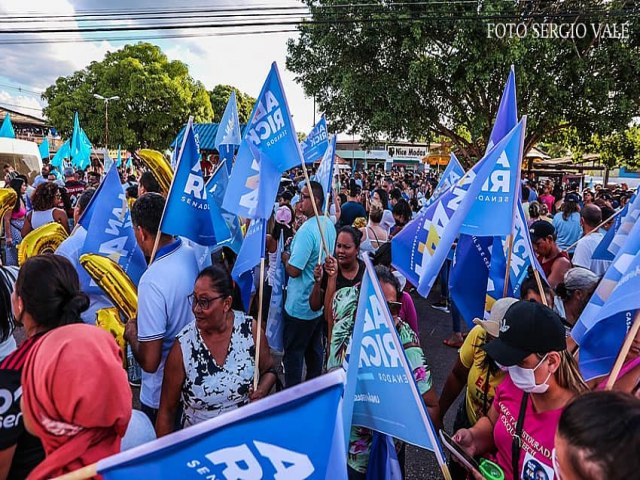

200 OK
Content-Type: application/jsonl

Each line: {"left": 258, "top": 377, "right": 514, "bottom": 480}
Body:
{"left": 1, "top": 0, "right": 316, "bottom": 131}
{"left": 0, "top": 90, "right": 45, "bottom": 117}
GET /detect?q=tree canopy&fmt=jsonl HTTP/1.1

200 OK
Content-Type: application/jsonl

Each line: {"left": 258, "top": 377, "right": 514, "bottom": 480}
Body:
{"left": 208, "top": 85, "right": 256, "bottom": 124}
{"left": 43, "top": 42, "right": 213, "bottom": 151}
{"left": 287, "top": 0, "right": 640, "bottom": 167}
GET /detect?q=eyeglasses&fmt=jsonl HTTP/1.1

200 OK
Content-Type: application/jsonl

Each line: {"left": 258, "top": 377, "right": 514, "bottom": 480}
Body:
{"left": 387, "top": 301, "right": 402, "bottom": 316}
{"left": 187, "top": 293, "right": 226, "bottom": 310}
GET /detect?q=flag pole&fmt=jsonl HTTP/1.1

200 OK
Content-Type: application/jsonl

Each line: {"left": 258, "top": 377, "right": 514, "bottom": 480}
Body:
{"left": 502, "top": 234, "right": 514, "bottom": 298}
{"left": 532, "top": 268, "right": 549, "bottom": 307}
{"left": 253, "top": 255, "right": 266, "bottom": 390}
{"left": 562, "top": 207, "right": 624, "bottom": 253}
{"left": 52, "top": 463, "right": 97, "bottom": 480}
{"left": 605, "top": 310, "right": 640, "bottom": 390}
{"left": 300, "top": 162, "right": 331, "bottom": 259}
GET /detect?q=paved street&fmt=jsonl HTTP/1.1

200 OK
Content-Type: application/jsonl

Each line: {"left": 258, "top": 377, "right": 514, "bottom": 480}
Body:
{"left": 405, "top": 289, "right": 463, "bottom": 479}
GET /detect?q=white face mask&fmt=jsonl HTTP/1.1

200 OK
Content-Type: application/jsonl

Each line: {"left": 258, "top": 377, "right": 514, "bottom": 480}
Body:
{"left": 508, "top": 354, "right": 552, "bottom": 394}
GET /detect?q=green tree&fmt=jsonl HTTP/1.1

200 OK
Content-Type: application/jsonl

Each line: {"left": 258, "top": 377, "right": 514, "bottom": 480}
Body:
{"left": 287, "top": 0, "right": 640, "bottom": 167}
{"left": 208, "top": 85, "right": 256, "bottom": 124}
{"left": 43, "top": 42, "right": 213, "bottom": 151}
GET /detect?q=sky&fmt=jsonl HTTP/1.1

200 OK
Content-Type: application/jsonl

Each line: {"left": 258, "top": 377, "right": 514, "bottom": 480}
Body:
{"left": 0, "top": 0, "right": 320, "bottom": 135}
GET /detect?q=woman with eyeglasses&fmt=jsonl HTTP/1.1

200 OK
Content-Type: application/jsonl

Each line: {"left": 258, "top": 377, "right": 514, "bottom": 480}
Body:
{"left": 156, "top": 265, "right": 276, "bottom": 436}
{"left": 21, "top": 182, "right": 70, "bottom": 237}
{"left": 327, "top": 265, "right": 439, "bottom": 478}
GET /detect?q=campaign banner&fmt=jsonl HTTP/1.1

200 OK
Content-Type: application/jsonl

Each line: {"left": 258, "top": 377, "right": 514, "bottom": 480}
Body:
{"left": 80, "top": 164, "right": 146, "bottom": 294}
{"left": 266, "top": 233, "right": 285, "bottom": 353}
{"left": 343, "top": 255, "right": 444, "bottom": 460}
{"left": 573, "top": 217, "right": 640, "bottom": 347}
{"left": 392, "top": 118, "right": 526, "bottom": 297}
{"left": 98, "top": 370, "right": 347, "bottom": 479}
{"left": 421, "top": 154, "right": 464, "bottom": 210}
{"left": 161, "top": 118, "right": 218, "bottom": 246}
{"left": 300, "top": 115, "right": 329, "bottom": 165}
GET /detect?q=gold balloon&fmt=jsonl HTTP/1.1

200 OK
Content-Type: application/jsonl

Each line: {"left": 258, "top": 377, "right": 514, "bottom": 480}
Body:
{"left": 79, "top": 253, "right": 138, "bottom": 321}
{"left": 96, "top": 307, "right": 126, "bottom": 367}
{"left": 0, "top": 188, "right": 17, "bottom": 221}
{"left": 18, "top": 222, "right": 69, "bottom": 266}
{"left": 137, "top": 149, "right": 173, "bottom": 196}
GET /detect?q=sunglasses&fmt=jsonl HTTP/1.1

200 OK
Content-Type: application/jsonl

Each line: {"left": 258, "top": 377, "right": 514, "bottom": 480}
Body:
{"left": 387, "top": 301, "right": 402, "bottom": 316}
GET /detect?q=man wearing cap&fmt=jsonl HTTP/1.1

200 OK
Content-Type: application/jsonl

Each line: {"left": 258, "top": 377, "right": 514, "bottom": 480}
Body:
{"left": 439, "top": 298, "right": 518, "bottom": 444}
{"left": 572, "top": 204, "right": 610, "bottom": 276}
{"left": 529, "top": 220, "right": 571, "bottom": 289}
{"left": 453, "top": 301, "right": 588, "bottom": 480}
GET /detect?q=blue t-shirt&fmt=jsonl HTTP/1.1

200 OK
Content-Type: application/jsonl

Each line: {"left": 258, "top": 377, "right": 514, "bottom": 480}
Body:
{"left": 553, "top": 212, "right": 582, "bottom": 252}
{"left": 137, "top": 238, "right": 199, "bottom": 408}
{"left": 285, "top": 216, "right": 337, "bottom": 320}
{"left": 338, "top": 201, "right": 366, "bottom": 228}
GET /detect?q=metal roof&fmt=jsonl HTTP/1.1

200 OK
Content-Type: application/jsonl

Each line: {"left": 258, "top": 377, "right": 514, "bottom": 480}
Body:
{"left": 172, "top": 122, "right": 247, "bottom": 151}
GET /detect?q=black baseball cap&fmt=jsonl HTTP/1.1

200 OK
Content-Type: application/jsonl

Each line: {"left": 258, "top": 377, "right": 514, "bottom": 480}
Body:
{"left": 565, "top": 192, "right": 581, "bottom": 203}
{"left": 483, "top": 300, "right": 566, "bottom": 366}
{"left": 529, "top": 220, "right": 555, "bottom": 242}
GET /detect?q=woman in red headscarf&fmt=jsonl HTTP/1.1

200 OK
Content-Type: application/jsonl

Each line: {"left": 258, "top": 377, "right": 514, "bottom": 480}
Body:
{"left": 21, "top": 324, "right": 131, "bottom": 480}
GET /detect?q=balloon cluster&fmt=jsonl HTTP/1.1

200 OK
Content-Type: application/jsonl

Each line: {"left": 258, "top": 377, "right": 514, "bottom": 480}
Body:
{"left": 18, "top": 223, "right": 69, "bottom": 265}
{"left": 137, "top": 149, "right": 173, "bottom": 196}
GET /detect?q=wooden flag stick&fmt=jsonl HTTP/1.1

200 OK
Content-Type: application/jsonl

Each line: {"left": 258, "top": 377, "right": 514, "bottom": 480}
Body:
{"left": 605, "top": 310, "right": 640, "bottom": 390}
{"left": 253, "top": 257, "right": 266, "bottom": 390}
{"left": 532, "top": 268, "right": 549, "bottom": 307}
{"left": 52, "top": 463, "right": 97, "bottom": 480}
{"left": 148, "top": 228, "right": 163, "bottom": 265}
{"left": 502, "top": 234, "right": 514, "bottom": 298}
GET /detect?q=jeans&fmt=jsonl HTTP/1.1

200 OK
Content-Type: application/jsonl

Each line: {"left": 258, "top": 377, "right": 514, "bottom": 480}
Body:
{"left": 140, "top": 402, "right": 158, "bottom": 426}
{"left": 439, "top": 260, "right": 451, "bottom": 299}
{"left": 283, "top": 311, "right": 324, "bottom": 388}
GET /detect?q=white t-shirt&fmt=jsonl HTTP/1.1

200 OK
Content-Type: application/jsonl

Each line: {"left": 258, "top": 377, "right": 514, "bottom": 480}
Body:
{"left": 137, "top": 239, "right": 199, "bottom": 409}
{"left": 380, "top": 209, "right": 395, "bottom": 232}
{"left": 55, "top": 227, "right": 114, "bottom": 324}
{"left": 572, "top": 229, "right": 610, "bottom": 276}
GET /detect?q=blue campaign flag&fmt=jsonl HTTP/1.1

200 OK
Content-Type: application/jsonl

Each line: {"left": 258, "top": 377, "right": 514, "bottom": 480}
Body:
{"left": 70, "top": 112, "right": 92, "bottom": 170}
{"left": 572, "top": 217, "right": 640, "bottom": 351}
{"left": 300, "top": 115, "right": 329, "bottom": 165}
{"left": 39, "top": 137, "right": 50, "bottom": 159}
{"left": 484, "top": 201, "right": 547, "bottom": 314}
{"left": 422, "top": 154, "right": 465, "bottom": 210}
{"left": 50, "top": 140, "right": 70, "bottom": 169}
{"left": 578, "top": 249, "right": 640, "bottom": 381}
{"left": 80, "top": 165, "right": 147, "bottom": 294}
{"left": 160, "top": 118, "right": 218, "bottom": 246}
{"left": 0, "top": 113, "right": 15, "bottom": 138}
{"left": 596, "top": 194, "right": 640, "bottom": 261}
{"left": 215, "top": 91, "right": 242, "bottom": 173}
{"left": 207, "top": 161, "right": 243, "bottom": 254}
{"left": 232, "top": 219, "right": 265, "bottom": 311}
{"left": 222, "top": 139, "right": 281, "bottom": 220}
{"left": 343, "top": 255, "right": 446, "bottom": 466}
{"left": 592, "top": 204, "right": 626, "bottom": 261}
{"left": 97, "top": 370, "right": 347, "bottom": 480}
{"left": 486, "top": 66, "right": 517, "bottom": 152}
{"left": 102, "top": 148, "right": 114, "bottom": 173}
{"left": 242, "top": 62, "right": 304, "bottom": 172}
{"left": 392, "top": 118, "right": 527, "bottom": 297}
{"left": 116, "top": 144, "right": 122, "bottom": 167}
{"left": 266, "top": 233, "right": 285, "bottom": 353}
{"left": 366, "top": 432, "right": 402, "bottom": 480}
{"left": 449, "top": 235, "right": 492, "bottom": 328}
{"left": 315, "top": 134, "right": 336, "bottom": 208}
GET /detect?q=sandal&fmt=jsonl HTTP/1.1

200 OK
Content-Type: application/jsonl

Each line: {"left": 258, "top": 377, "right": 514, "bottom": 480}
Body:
{"left": 443, "top": 338, "right": 464, "bottom": 348}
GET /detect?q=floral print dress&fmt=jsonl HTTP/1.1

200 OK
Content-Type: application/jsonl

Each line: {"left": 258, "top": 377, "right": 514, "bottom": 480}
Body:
{"left": 177, "top": 310, "right": 255, "bottom": 427}
{"left": 327, "top": 285, "right": 432, "bottom": 475}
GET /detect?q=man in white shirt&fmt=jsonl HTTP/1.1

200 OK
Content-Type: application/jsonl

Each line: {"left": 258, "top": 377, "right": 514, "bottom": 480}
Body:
{"left": 572, "top": 204, "right": 610, "bottom": 276}
{"left": 124, "top": 193, "right": 199, "bottom": 424}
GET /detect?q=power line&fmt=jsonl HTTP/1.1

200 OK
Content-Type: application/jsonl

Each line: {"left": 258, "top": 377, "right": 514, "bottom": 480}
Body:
{"left": 0, "top": 83, "right": 43, "bottom": 96}
{"left": 0, "top": 101, "right": 44, "bottom": 113}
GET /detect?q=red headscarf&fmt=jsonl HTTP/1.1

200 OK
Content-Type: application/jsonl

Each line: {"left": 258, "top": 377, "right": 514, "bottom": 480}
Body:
{"left": 21, "top": 324, "right": 132, "bottom": 480}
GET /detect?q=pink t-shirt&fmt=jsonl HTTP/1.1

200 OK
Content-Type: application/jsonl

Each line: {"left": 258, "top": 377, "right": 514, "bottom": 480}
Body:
{"left": 491, "top": 375, "right": 561, "bottom": 480}
{"left": 538, "top": 194, "right": 555, "bottom": 213}
{"left": 399, "top": 291, "right": 419, "bottom": 335}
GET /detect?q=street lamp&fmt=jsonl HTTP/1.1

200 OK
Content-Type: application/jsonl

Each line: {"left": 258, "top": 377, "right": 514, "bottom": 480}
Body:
{"left": 93, "top": 94, "right": 120, "bottom": 149}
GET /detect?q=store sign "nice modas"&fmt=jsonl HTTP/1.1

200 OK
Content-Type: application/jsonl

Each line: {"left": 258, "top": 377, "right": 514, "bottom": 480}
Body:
{"left": 387, "top": 145, "right": 428, "bottom": 161}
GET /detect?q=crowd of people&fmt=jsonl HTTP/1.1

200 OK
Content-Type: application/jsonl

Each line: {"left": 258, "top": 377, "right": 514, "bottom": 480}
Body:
{"left": 0, "top": 159, "right": 638, "bottom": 480}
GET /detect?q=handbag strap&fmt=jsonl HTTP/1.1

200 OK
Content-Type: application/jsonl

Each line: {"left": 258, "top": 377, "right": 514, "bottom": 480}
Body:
{"left": 512, "top": 392, "right": 529, "bottom": 478}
